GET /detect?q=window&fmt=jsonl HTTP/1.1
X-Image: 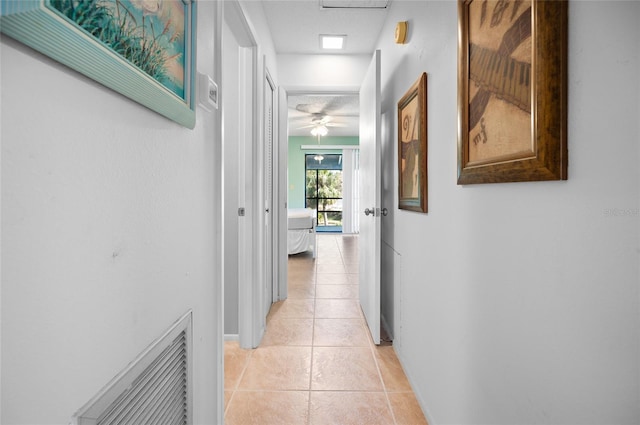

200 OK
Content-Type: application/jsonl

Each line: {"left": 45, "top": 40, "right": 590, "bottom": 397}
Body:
{"left": 305, "top": 154, "right": 343, "bottom": 231}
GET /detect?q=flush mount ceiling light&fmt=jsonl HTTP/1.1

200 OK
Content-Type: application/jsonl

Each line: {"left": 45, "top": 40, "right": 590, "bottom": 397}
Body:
{"left": 320, "top": 34, "right": 346, "bottom": 50}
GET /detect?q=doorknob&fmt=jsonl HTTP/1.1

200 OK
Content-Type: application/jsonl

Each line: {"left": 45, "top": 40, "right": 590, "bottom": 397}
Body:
{"left": 364, "top": 208, "right": 375, "bottom": 216}
{"left": 381, "top": 208, "right": 388, "bottom": 216}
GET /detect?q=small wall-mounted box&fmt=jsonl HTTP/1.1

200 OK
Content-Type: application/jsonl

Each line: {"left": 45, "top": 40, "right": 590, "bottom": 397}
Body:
{"left": 197, "top": 72, "right": 218, "bottom": 111}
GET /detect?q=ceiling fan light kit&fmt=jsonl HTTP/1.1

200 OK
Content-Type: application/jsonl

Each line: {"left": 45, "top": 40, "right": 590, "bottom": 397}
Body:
{"left": 311, "top": 125, "right": 329, "bottom": 136}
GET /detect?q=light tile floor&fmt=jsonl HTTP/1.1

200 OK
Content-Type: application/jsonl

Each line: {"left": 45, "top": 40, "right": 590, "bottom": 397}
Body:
{"left": 224, "top": 234, "right": 428, "bottom": 425}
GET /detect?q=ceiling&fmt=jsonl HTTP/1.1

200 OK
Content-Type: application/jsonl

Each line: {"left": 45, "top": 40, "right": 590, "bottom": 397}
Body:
{"left": 261, "top": 0, "right": 391, "bottom": 137}
{"left": 262, "top": 0, "right": 391, "bottom": 55}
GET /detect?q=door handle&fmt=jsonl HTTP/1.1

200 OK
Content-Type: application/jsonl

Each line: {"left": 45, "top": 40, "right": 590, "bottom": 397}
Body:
{"left": 381, "top": 208, "right": 388, "bottom": 216}
{"left": 364, "top": 208, "right": 375, "bottom": 216}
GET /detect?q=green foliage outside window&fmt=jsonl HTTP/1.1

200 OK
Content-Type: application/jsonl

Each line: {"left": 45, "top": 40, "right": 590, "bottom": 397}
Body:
{"left": 306, "top": 169, "right": 343, "bottom": 227}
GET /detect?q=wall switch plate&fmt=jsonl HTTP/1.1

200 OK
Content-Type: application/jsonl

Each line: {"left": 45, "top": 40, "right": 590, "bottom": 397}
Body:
{"left": 197, "top": 72, "right": 218, "bottom": 111}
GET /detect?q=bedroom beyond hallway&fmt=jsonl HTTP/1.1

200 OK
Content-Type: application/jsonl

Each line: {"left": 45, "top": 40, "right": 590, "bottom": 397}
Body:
{"left": 223, "top": 234, "right": 428, "bottom": 424}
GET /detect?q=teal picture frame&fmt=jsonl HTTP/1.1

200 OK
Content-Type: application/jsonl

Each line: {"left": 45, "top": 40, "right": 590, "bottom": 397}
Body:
{"left": 1, "top": 0, "right": 197, "bottom": 129}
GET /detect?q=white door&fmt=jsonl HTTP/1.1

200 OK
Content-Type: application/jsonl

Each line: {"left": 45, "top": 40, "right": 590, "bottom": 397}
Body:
{"left": 359, "top": 50, "right": 382, "bottom": 345}
{"left": 237, "top": 45, "right": 256, "bottom": 349}
{"left": 276, "top": 87, "right": 289, "bottom": 301}
{"left": 264, "top": 70, "right": 275, "bottom": 313}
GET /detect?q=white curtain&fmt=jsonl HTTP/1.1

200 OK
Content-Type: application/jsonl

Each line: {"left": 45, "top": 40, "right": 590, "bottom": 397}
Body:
{"left": 342, "top": 148, "right": 360, "bottom": 234}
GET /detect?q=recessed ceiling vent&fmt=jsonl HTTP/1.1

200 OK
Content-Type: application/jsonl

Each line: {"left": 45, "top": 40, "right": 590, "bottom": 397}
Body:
{"left": 320, "top": 0, "right": 390, "bottom": 9}
{"left": 72, "top": 311, "right": 193, "bottom": 425}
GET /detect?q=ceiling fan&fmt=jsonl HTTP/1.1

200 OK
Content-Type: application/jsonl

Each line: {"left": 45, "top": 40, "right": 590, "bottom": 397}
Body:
{"left": 288, "top": 94, "right": 359, "bottom": 136}
{"left": 297, "top": 113, "right": 346, "bottom": 136}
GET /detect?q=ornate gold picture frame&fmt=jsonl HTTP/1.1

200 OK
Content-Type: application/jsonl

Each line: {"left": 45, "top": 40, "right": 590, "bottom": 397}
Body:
{"left": 398, "top": 73, "right": 428, "bottom": 213}
{"left": 457, "top": 0, "right": 567, "bottom": 184}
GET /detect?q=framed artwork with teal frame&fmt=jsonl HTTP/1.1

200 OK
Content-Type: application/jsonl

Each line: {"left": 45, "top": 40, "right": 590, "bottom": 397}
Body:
{"left": 1, "top": 0, "right": 197, "bottom": 129}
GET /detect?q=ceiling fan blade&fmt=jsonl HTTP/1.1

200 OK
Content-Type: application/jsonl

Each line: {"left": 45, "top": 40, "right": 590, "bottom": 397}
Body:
{"left": 328, "top": 113, "right": 359, "bottom": 118}
{"left": 295, "top": 104, "right": 323, "bottom": 114}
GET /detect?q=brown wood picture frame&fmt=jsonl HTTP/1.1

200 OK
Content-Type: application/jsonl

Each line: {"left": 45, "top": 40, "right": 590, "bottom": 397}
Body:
{"left": 398, "top": 72, "right": 428, "bottom": 213}
{"left": 457, "top": 0, "right": 567, "bottom": 184}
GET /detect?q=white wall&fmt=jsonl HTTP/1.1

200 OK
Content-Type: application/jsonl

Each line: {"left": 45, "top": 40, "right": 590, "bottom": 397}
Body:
{"left": 240, "top": 0, "right": 278, "bottom": 75}
{"left": 377, "top": 1, "right": 639, "bottom": 424}
{"left": 278, "top": 53, "right": 370, "bottom": 89}
{"left": 0, "top": 2, "right": 221, "bottom": 423}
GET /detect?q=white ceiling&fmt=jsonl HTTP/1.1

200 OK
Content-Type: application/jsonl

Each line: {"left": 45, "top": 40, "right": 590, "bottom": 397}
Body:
{"left": 262, "top": 0, "right": 390, "bottom": 55}
{"left": 261, "top": 0, "right": 391, "bottom": 137}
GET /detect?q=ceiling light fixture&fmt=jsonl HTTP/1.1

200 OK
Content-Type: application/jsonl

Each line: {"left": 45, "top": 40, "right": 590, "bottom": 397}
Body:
{"left": 320, "top": 34, "right": 346, "bottom": 50}
{"left": 310, "top": 125, "right": 328, "bottom": 137}
{"left": 314, "top": 154, "right": 324, "bottom": 163}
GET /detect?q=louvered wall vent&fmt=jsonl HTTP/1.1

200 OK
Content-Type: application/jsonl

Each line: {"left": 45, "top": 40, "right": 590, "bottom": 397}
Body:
{"left": 72, "top": 311, "right": 193, "bottom": 425}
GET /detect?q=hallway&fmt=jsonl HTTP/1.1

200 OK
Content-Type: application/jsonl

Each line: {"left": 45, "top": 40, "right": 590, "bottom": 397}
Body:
{"left": 224, "top": 234, "right": 427, "bottom": 424}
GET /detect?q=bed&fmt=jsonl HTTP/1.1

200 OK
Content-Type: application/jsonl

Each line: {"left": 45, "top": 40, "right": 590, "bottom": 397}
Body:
{"left": 287, "top": 208, "right": 316, "bottom": 257}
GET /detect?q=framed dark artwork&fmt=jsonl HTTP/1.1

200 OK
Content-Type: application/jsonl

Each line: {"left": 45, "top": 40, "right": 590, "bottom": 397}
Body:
{"left": 1, "top": 0, "right": 197, "bottom": 129}
{"left": 457, "top": 0, "right": 567, "bottom": 184}
{"left": 398, "top": 72, "right": 428, "bottom": 213}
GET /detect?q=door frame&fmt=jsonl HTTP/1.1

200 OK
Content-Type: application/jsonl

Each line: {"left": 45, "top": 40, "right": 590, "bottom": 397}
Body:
{"left": 212, "top": 0, "right": 223, "bottom": 422}
{"left": 229, "top": 2, "right": 289, "bottom": 350}
{"left": 278, "top": 86, "right": 360, "bottom": 300}
{"left": 224, "top": 0, "right": 264, "bottom": 350}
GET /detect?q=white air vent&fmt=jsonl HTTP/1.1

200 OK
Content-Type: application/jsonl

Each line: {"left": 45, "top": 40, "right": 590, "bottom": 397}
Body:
{"left": 72, "top": 311, "right": 193, "bottom": 425}
{"left": 320, "top": 0, "right": 390, "bottom": 9}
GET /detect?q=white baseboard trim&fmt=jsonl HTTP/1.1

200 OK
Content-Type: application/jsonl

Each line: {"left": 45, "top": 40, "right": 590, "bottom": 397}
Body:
{"left": 224, "top": 334, "right": 239, "bottom": 341}
{"left": 393, "top": 346, "right": 437, "bottom": 425}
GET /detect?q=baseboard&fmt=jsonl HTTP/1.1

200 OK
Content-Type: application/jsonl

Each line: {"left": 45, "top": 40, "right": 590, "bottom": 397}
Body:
{"left": 379, "top": 314, "right": 435, "bottom": 423}
{"left": 393, "top": 345, "right": 437, "bottom": 425}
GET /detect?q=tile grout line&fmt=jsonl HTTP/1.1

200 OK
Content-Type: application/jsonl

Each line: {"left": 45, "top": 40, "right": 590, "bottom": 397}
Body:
{"left": 307, "top": 241, "right": 319, "bottom": 425}
{"left": 348, "top": 229, "right": 398, "bottom": 425}
{"left": 261, "top": 234, "right": 407, "bottom": 424}
{"left": 223, "top": 343, "right": 254, "bottom": 418}
{"left": 369, "top": 338, "right": 399, "bottom": 425}
{"left": 326, "top": 234, "right": 398, "bottom": 424}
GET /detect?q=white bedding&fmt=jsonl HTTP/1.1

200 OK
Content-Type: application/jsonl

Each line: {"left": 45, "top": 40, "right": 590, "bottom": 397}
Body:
{"left": 288, "top": 208, "right": 315, "bottom": 229}
{"left": 287, "top": 208, "right": 316, "bottom": 257}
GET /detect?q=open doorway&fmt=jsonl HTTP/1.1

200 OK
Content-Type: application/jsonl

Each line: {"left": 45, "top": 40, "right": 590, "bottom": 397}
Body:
{"left": 285, "top": 92, "right": 361, "bottom": 235}
{"left": 222, "top": 0, "right": 278, "bottom": 351}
